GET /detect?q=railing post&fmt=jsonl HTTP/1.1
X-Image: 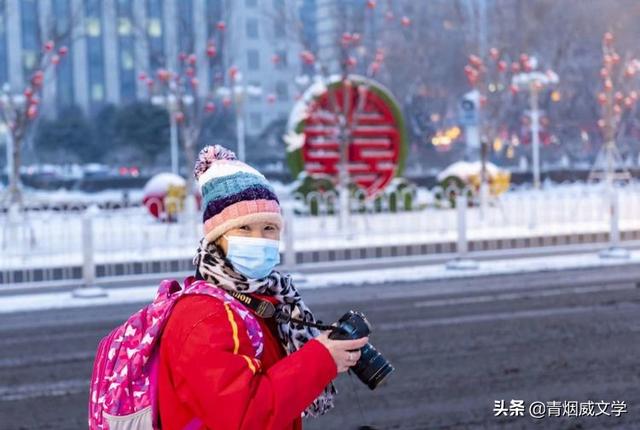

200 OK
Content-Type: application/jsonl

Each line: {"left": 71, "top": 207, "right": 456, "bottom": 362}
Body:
{"left": 73, "top": 205, "right": 107, "bottom": 298}
{"left": 600, "top": 186, "right": 630, "bottom": 259}
{"left": 447, "top": 192, "right": 478, "bottom": 270}
{"left": 283, "top": 204, "right": 296, "bottom": 269}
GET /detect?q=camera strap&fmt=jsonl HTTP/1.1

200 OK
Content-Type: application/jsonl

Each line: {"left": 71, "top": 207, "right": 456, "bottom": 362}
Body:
{"left": 225, "top": 289, "right": 333, "bottom": 331}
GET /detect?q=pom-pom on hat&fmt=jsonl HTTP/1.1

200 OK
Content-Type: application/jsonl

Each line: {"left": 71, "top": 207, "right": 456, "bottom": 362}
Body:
{"left": 194, "top": 145, "right": 283, "bottom": 243}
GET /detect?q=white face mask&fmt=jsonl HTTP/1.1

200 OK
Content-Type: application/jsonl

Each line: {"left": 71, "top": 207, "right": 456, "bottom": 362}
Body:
{"left": 222, "top": 235, "right": 281, "bottom": 279}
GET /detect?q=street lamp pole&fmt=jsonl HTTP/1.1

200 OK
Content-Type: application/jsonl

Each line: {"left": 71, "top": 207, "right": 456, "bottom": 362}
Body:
{"left": 5, "top": 130, "right": 13, "bottom": 192}
{"left": 529, "top": 82, "right": 541, "bottom": 189}
{"left": 235, "top": 84, "right": 246, "bottom": 162}
{"left": 152, "top": 90, "right": 180, "bottom": 175}
{"left": 512, "top": 66, "right": 558, "bottom": 189}
{"left": 169, "top": 96, "right": 179, "bottom": 175}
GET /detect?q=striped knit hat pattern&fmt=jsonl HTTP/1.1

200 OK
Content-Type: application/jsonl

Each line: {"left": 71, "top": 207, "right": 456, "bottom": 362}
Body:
{"left": 194, "top": 145, "right": 283, "bottom": 243}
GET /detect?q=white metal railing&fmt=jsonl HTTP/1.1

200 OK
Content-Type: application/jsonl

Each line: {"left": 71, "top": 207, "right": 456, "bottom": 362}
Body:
{"left": 2, "top": 182, "right": 639, "bottom": 286}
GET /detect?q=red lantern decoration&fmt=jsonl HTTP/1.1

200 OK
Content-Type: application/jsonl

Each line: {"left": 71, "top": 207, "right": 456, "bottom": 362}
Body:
{"left": 44, "top": 40, "right": 54, "bottom": 52}
{"left": 366, "top": 0, "right": 376, "bottom": 9}
{"left": 228, "top": 65, "right": 239, "bottom": 81}
{"left": 174, "top": 111, "right": 185, "bottom": 123}
{"left": 191, "top": 77, "right": 199, "bottom": 88}
{"left": 597, "top": 93, "right": 607, "bottom": 105}
{"left": 31, "top": 70, "right": 44, "bottom": 87}
{"left": 267, "top": 94, "right": 276, "bottom": 104}
{"left": 146, "top": 78, "right": 154, "bottom": 88}
{"left": 300, "top": 50, "right": 315, "bottom": 65}
{"left": 138, "top": 72, "right": 148, "bottom": 81}
{"left": 179, "top": 52, "right": 187, "bottom": 62}
{"left": 352, "top": 33, "right": 361, "bottom": 44}
{"left": 468, "top": 55, "right": 482, "bottom": 67}
{"left": 24, "top": 87, "right": 33, "bottom": 98}
{"left": 625, "top": 65, "right": 636, "bottom": 77}
{"left": 497, "top": 60, "right": 507, "bottom": 72}
{"left": 216, "top": 21, "right": 226, "bottom": 31}
{"left": 51, "top": 55, "right": 60, "bottom": 65}
{"left": 489, "top": 48, "right": 500, "bottom": 61}
{"left": 509, "top": 84, "right": 519, "bottom": 95}
{"left": 58, "top": 46, "right": 68, "bottom": 56}
{"left": 27, "top": 104, "right": 38, "bottom": 119}
{"left": 511, "top": 62, "right": 520, "bottom": 73}
{"left": 222, "top": 97, "right": 232, "bottom": 107}
{"left": 604, "top": 79, "right": 613, "bottom": 92}
{"left": 185, "top": 67, "right": 195, "bottom": 78}
{"left": 188, "top": 54, "right": 197, "bottom": 66}
{"left": 205, "top": 102, "right": 216, "bottom": 113}
{"left": 401, "top": 16, "right": 411, "bottom": 27}
{"left": 157, "top": 69, "right": 170, "bottom": 81}
{"left": 271, "top": 54, "right": 281, "bottom": 65}
{"left": 206, "top": 44, "right": 217, "bottom": 58}
{"left": 341, "top": 32, "right": 353, "bottom": 46}
{"left": 600, "top": 68, "right": 608, "bottom": 79}
{"left": 30, "top": 96, "right": 40, "bottom": 105}
{"left": 612, "top": 53, "right": 621, "bottom": 64}
{"left": 603, "top": 32, "right": 614, "bottom": 45}
{"left": 346, "top": 56, "right": 357, "bottom": 68}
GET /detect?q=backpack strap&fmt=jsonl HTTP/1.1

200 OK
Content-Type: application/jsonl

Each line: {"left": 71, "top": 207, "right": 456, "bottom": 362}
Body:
{"left": 181, "top": 278, "right": 265, "bottom": 358}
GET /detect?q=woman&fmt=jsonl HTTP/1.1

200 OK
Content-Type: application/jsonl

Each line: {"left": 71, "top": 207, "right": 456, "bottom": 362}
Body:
{"left": 158, "top": 145, "right": 367, "bottom": 430}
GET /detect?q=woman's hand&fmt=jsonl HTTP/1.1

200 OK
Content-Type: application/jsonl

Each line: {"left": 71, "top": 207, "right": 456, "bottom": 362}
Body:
{"left": 315, "top": 331, "right": 369, "bottom": 373}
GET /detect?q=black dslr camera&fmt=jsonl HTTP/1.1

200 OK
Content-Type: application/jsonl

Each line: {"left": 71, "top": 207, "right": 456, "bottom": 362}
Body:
{"left": 329, "top": 310, "right": 394, "bottom": 390}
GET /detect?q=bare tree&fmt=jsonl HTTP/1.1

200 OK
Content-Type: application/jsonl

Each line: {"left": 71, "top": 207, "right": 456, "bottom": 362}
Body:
{"left": 0, "top": 0, "right": 84, "bottom": 206}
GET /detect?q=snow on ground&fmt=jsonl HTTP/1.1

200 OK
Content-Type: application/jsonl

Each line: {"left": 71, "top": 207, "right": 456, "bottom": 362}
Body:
{"left": 1, "top": 250, "right": 639, "bottom": 314}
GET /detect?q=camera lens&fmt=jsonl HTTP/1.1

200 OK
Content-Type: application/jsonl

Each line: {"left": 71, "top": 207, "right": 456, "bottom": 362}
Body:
{"left": 329, "top": 311, "right": 394, "bottom": 390}
{"left": 352, "top": 343, "right": 394, "bottom": 390}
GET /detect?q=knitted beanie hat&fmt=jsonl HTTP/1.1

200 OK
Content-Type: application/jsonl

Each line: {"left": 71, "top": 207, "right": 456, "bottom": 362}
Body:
{"left": 194, "top": 145, "right": 283, "bottom": 243}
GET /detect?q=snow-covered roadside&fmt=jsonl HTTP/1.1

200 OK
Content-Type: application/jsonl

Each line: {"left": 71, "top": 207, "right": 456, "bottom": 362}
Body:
{"left": 1, "top": 250, "right": 639, "bottom": 314}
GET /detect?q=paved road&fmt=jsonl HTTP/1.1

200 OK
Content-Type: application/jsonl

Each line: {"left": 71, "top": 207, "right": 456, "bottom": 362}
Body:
{"left": 1, "top": 275, "right": 639, "bottom": 429}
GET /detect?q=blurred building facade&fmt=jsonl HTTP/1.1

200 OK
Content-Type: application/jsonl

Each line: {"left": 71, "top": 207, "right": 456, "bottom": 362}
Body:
{"left": 0, "top": 0, "right": 317, "bottom": 136}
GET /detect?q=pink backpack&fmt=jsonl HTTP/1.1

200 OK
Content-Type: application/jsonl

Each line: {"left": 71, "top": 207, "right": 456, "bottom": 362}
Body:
{"left": 88, "top": 277, "right": 264, "bottom": 430}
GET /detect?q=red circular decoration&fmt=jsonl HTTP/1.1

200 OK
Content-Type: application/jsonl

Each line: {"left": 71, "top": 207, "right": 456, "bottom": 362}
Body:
{"left": 298, "top": 79, "right": 404, "bottom": 198}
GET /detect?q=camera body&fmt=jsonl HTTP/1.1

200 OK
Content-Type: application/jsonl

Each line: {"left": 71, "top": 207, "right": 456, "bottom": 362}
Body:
{"left": 328, "top": 310, "right": 394, "bottom": 390}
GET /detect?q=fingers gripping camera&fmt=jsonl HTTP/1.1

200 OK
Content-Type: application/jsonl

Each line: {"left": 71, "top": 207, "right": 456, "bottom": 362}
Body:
{"left": 328, "top": 311, "right": 395, "bottom": 390}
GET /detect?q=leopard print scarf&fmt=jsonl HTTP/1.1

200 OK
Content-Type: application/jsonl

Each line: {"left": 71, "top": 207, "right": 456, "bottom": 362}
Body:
{"left": 193, "top": 238, "right": 336, "bottom": 417}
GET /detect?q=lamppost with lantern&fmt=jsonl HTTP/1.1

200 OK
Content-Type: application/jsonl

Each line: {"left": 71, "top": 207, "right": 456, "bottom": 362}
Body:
{"left": 512, "top": 61, "right": 559, "bottom": 189}
{"left": 216, "top": 67, "right": 263, "bottom": 163}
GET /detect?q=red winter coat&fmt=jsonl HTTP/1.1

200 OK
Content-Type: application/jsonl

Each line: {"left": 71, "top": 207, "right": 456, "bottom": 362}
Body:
{"left": 158, "top": 293, "right": 337, "bottom": 430}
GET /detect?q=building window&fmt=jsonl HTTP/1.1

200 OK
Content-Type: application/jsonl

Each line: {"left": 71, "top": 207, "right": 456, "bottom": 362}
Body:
{"left": 53, "top": 0, "right": 74, "bottom": 109}
{"left": 148, "top": 18, "right": 162, "bottom": 37}
{"left": 22, "top": 51, "right": 37, "bottom": 70}
{"left": 247, "top": 50, "right": 260, "bottom": 70}
{"left": 91, "top": 83, "right": 104, "bottom": 101}
{"left": 246, "top": 18, "right": 258, "bottom": 39}
{"left": 275, "top": 81, "right": 288, "bottom": 101}
{"left": 118, "top": 17, "right": 132, "bottom": 35}
{"left": 121, "top": 50, "right": 134, "bottom": 70}
{"left": 0, "top": 7, "right": 7, "bottom": 84}
{"left": 249, "top": 112, "right": 262, "bottom": 129}
{"left": 86, "top": 17, "right": 102, "bottom": 37}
